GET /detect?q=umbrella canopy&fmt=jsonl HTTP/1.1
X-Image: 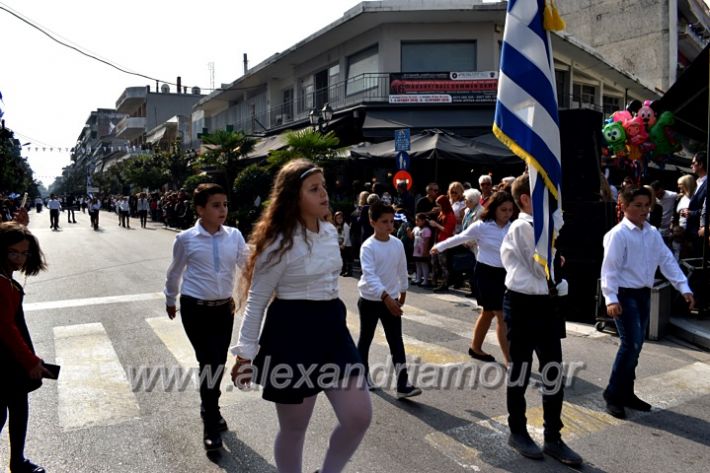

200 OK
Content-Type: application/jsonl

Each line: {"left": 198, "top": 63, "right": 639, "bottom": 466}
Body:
{"left": 349, "top": 129, "right": 518, "bottom": 165}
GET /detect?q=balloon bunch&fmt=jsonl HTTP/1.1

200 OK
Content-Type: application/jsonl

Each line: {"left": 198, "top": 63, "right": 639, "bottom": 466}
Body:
{"left": 602, "top": 100, "right": 681, "bottom": 178}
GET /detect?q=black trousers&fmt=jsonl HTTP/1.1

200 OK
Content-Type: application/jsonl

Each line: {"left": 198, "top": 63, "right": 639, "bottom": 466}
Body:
{"left": 357, "top": 298, "right": 409, "bottom": 389}
{"left": 179, "top": 296, "right": 234, "bottom": 423}
{"left": 138, "top": 210, "right": 148, "bottom": 227}
{"left": 89, "top": 210, "right": 99, "bottom": 230}
{"left": 66, "top": 207, "right": 76, "bottom": 222}
{"left": 49, "top": 209, "right": 59, "bottom": 229}
{"left": 504, "top": 290, "right": 564, "bottom": 440}
{"left": 0, "top": 393, "right": 30, "bottom": 466}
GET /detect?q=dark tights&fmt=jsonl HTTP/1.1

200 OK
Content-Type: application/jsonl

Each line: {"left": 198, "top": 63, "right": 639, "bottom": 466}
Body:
{"left": 0, "top": 394, "right": 30, "bottom": 466}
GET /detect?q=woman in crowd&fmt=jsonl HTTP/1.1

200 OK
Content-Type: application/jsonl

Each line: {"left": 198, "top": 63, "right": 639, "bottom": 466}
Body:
{"left": 672, "top": 174, "right": 696, "bottom": 259}
{"left": 231, "top": 159, "right": 371, "bottom": 473}
{"left": 427, "top": 195, "right": 457, "bottom": 293}
{"left": 431, "top": 191, "right": 515, "bottom": 364}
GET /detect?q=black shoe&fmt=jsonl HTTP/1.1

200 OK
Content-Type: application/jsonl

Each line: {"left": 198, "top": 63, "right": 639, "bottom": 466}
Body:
{"left": 203, "top": 428, "right": 223, "bottom": 451}
{"left": 625, "top": 393, "right": 652, "bottom": 412}
{"left": 543, "top": 439, "right": 583, "bottom": 466}
{"left": 603, "top": 389, "right": 627, "bottom": 419}
{"left": 508, "top": 432, "right": 543, "bottom": 459}
{"left": 396, "top": 384, "right": 422, "bottom": 399}
{"left": 201, "top": 411, "right": 228, "bottom": 432}
{"left": 10, "top": 459, "right": 46, "bottom": 473}
{"left": 468, "top": 348, "right": 496, "bottom": 362}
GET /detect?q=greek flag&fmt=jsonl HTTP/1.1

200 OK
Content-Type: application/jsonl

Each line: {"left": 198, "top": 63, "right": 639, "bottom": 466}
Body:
{"left": 493, "top": 0, "right": 564, "bottom": 279}
{"left": 0, "top": 89, "right": 4, "bottom": 119}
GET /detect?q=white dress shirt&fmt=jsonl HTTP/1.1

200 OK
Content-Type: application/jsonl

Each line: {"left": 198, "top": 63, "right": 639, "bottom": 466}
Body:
{"left": 357, "top": 235, "right": 409, "bottom": 301}
{"left": 47, "top": 199, "right": 61, "bottom": 210}
{"left": 601, "top": 217, "right": 691, "bottom": 305}
{"left": 164, "top": 221, "right": 247, "bottom": 306}
{"left": 677, "top": 195, "right": 691, "bottom": 229}
{"left": 137, "top": 198, "right": 149, "bottom": 211}
{"left": 234, "top": 222, "right": 341, "bottom": 360}
{"left": 500, "top": 213, "right": 550, "bottom": 295}
{"left": 433, "top": 219, "right": 510, "bottom": 268}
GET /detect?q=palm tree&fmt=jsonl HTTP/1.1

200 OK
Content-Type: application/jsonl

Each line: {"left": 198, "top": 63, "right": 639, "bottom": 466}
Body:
{"left": 197, "top": 130, "right": 256, "bottom": 198}
{"left": 266, "top": 128, "right": 341, "bottom": 168}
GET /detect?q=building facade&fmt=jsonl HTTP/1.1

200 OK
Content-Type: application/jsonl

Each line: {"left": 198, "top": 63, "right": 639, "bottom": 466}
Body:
{"left": 192, "top": 0, "right": 658, "bottom": 148}
{"left": 558, "top": 0, "right": 710, "bottom": 93}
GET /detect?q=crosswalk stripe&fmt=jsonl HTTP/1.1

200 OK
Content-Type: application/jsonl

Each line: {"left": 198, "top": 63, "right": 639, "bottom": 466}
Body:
{"left": 53, "top": 323, "right": 140, "bottom": 431}
{"left": 25, "top": 292, "right": 164, "bottom": 312}
{"left": 144, "top": 317, "right": 260, "bottom": 401}
{"left": 425, "top": 361, "right": 710, "bottom": 469}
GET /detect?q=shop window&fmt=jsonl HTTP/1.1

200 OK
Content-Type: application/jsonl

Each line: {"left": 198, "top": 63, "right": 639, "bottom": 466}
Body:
{"left": 401, "top": 41, "right": 476, "bottom": 72}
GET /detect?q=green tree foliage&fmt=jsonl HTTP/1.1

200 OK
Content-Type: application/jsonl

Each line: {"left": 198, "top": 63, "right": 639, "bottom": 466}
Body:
{"left": 0, "top": 126, "right": 40, "bottom": 196}
{"left": 266, "top": 128, "right": 340, "bottom": 168}
{"left": 196, "top": 130, "right": 255, "bottom": 199}
{"left": 121, "top": 153, "right": 170, "bottom": 191}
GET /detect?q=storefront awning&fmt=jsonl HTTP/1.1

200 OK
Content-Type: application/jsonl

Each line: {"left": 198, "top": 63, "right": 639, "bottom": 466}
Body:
{"left": 362, "top": 109, "right": 495, "bottom": 138}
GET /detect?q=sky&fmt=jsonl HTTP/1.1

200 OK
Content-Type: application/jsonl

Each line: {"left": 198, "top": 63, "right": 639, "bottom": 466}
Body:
{"left": 0, "top": 0, "right": 370, "bottom": 186}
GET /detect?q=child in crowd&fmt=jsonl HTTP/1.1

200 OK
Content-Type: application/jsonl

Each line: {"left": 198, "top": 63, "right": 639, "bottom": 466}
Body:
{"left": 334, "top": 211, "right": 353, "bottom": 276}
{"left": 500, "top": 174, "right": 582, "bottom": 466}
{"left": 357, "top": 202, "right": 421, "bottom": 399}
{"left": 164, "top": 183, "right": 248, "bottom": 452}
{"left": 601, "top": 186, "right": 694, "bottom": 419}
{"left": 411, "top": 213, "right": 432, "bottom": 286}
{"left": 1, "top": 222, "right": 51, "bottom": 473}
{"left": 428, "top": 194, "right": 457, "bottom": 293}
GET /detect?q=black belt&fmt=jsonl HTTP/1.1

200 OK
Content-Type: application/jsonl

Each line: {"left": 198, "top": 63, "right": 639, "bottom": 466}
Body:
{"left": 182, "top": 295, "right": 233, "bottom": 307}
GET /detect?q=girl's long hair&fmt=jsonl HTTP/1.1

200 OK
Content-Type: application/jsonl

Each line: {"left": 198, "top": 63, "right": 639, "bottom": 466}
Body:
{"left": 239, "top": 159, "right": 322, "bottom": 302}
{"left": 479, "top": 191, "right": 515, "bottom": 222}
{"left": 0, "top": 222, "right": 47, "bottom": 276}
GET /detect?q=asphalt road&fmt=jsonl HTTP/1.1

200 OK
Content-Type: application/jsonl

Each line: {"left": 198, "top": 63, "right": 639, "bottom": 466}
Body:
{"left": 2, "top": 209, "right": 710, "bottom": 473}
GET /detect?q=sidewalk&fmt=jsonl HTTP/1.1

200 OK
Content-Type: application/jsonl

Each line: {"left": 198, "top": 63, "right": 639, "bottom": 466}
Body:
{"left": 670, "top": 317, "right": 710, "bottom": 350}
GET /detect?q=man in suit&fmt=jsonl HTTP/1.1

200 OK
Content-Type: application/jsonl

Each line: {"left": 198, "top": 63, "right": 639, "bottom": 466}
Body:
{"left": 681, "top": 152, "right": 707, "bottom": 256}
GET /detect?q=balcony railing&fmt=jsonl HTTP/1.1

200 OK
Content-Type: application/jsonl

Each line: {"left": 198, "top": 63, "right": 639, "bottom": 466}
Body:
{"left": 115, "top": 116, "right": 146, "bottom": 140}
{"left": 228, "top": 73, "right": 390, "bottom": 134}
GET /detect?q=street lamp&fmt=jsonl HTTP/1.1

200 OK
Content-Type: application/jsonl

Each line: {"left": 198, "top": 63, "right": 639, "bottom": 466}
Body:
{"left": 309, "top": 103, "right": 334, "bottom": 132}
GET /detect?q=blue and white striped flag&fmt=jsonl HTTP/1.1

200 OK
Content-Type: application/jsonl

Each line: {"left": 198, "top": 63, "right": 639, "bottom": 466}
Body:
{"left": 0, "top": 89, "right": 5, "bottom": 119}
{"left": 493, "top": 0, "right": 564, "bottom": 279}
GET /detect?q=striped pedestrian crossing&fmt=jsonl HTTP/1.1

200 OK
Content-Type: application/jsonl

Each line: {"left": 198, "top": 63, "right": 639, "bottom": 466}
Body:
{"left": 21, "top": 291, "right": 710, "bottom": 472}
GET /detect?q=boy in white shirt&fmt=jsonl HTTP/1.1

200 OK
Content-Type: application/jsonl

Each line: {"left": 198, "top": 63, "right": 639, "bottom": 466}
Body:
{"left": 500, "top": 174, "right": 581, "bottom": 466}
{"left": 601, "top": 186, "right": 694, "bottom": 419}
{"left": 357, "top": 202, "right": 421, "bottom": 399}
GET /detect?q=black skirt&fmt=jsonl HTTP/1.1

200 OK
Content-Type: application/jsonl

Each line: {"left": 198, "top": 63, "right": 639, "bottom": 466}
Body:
{"left": 474, "top": 262, "right": 507, "bottom": 311}
{"left": 253, "top": 298, "right": 363, "bottom": 404}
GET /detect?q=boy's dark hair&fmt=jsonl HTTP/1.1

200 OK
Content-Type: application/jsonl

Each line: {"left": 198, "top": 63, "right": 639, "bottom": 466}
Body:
{"left": 193, "top": 183, "right": 226, "bottom": 208}
{"left": 620, "top": 186, "right": 652, "bottom": 205}
{"left": 511, "top": 174, "right": 530, "bottom": 209}
{"left": 369, "top": 202, "right": 395, "bottom": 221}
{"left": 415, "top": 212, "right": 429, "bottom": 222}
{"left": 649, "top": 180, "right": 663, "bottom": 191}
{"left": 479, "top": 191, "right": 515, "bottom": 222}
{"left": 0, "top": 222, "right": 47, "bottom": 276}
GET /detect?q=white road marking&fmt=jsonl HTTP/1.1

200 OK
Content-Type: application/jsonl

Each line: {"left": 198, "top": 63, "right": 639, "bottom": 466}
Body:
{"left": 425, "top": 361, "right": 710, "bottom": 469}
{"left": 144, "top": 317, "right": 260, "bottom": 401}
{"left": 25, "top": 292, "right": 164, "bottom": 312}
{"left": 53, "top": 323, "right": 140, "bottom": 431}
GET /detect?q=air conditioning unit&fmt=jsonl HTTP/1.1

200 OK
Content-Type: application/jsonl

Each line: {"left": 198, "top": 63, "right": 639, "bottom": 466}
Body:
{"left": 274, "top": 114, "right": 284, "bottom": 125}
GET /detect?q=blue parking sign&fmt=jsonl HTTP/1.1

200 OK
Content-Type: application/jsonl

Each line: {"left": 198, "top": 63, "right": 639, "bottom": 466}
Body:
{"left": 394, "top": 128, "right": 410, "bottom": 151}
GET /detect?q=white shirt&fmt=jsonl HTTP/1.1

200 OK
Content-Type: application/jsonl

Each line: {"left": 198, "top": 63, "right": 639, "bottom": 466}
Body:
{"left": 164, "top": 222, "right": 247, "bottom": 306}
{"left": 119, "top": 200, "right": 130, "bottom": 212}
{"left": 601, "top": 217, "right": 691, "bottom": 305}
{"left": 90, "top": 202, "right": 101, "bottom": 211}
{"left": 677, "top": 195, "right": 691, "bottom": 229}
{"left": 137, "top": 198, "right": 149, "bottom": 211}
{"left": 234, "top": 222, "right": 341, "bottom": 360}
{"left": 657, "top": 190, "right": 677, "bottom": 233}
{"left": 47, "top": 199, "right": 61, "bottom": 210}
{"left": 433, "top": 219, "right": 510, "bottom": 268}
{"left": 358, "top": 235, "right": 409, "bottom": 301}
{"left": 500, "top": 213, "right": 550, "bottom": 295}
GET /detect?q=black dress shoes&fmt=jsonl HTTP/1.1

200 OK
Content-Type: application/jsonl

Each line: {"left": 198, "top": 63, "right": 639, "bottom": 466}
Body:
{"left": 10, "top": 459, "right": 46, "bottom": 473}
{"left": 468, "top": 348, "right": 496, "bottom": 362}
{"left": 508, "top": 432, "right": 543, "bottom": 459}
{"left": 603, "top": 390, "right": 626, "bottom": 419}
{"left": 543, "top": 439, "right": 583, "bottom": 466}
{"left": 203, "top": 427, "right": 223, "bottom": 451}
{"left": 625, "top": 393, "right": 652, "bottom": 412}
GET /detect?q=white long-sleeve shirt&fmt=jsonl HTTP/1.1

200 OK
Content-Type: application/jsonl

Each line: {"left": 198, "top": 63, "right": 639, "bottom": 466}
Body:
{"left": 164, "top": 221, "right": 247, "bottom": 306}
{"left": 357, "top": 235, "right": 409, "bottom": 301}
{"left": 433, "top": 219, "right": 510, "bottom": 267}
{"left": 500, "top": 213, "right": 550, "bottom": 295}
{"left": 137, "top": 198, "right": 150, "bottom": 211}
{"left": 47, "top": 199, "right": 61, "bottom": 210}
{"left": 601, "top": 217, "right": 691, "bottom": 305}
{"left": 234, "top": 222, "right": 341, "bottom": 360}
